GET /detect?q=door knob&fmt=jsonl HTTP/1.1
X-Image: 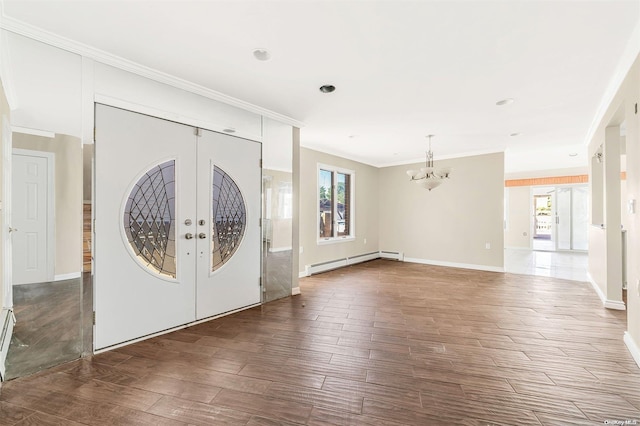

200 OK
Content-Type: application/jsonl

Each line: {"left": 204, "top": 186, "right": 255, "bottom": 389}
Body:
{"left": 9, "top": 227, "right": 18, "bottom": 233}
{"left": 185, "top": 233, "right": 194, "bottom": 240}
{"left": 198, "top": 233, "right": 207, "bottom": 239}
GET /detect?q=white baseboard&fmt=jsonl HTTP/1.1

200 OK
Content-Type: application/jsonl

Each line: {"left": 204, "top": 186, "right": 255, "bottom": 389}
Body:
{"left": 54, "top": 272, "right": 82, "bottom": 281}
{"left": 268, "top": 246, "right": 292, "bottom": 253}
{"left": 299, "top": 270, "right": 309, "bottom": 278}
{"left": 587, "top": 272, "right": 626, "bottom": 310}
{"left": 12, "top": 271, "right": 83, "bottom": 286}
{"left": 624, "top": 332, "right": 640, "bottom": 369}
{"left": 403, "top": 257, "right": 505, "bottom": 273}
{"left": 605, "top": 300, "right": 627, "bottom": 310}
{"left": 0, "top": 308, "right": 15, "bottom": 381}
{"left": 291, "top": 287, "right": 301, "bottom": 296}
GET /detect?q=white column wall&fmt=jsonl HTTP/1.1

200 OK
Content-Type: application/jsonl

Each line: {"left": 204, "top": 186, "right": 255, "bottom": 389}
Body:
{"left": 604, "top": 126, "right": 623, "bottom": 304}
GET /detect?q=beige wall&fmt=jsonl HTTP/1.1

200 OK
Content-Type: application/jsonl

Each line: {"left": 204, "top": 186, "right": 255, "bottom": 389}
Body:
{"left": 588, "top": 54, "right": 640, "bottom": 343}
{"left": 13, "top": 133, "right": 83, "bottom": 277}
{"left": 505, "top": 186, "right": 531, "bottom": 249}
{"left": 82, "top": 143, "right": 93, "bottom": 203}
{"left": 379, "top": 152, "right": 505, "bottom": 270}
{"left": 299, "top": 148, "right": 379, "bottom": 275}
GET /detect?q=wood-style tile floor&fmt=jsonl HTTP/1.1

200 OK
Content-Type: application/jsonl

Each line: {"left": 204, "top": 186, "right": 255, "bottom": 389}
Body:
{"left": 1, "top": 259, "right": 639, "bottom": 425}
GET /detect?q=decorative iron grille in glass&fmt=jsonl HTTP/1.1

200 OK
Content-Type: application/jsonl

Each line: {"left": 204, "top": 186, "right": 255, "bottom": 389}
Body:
{"left": 123, "top": 160, "right": 176, "bottom": 278}
{"left": 211, "top": 166, "right": 246, "bottom": 271}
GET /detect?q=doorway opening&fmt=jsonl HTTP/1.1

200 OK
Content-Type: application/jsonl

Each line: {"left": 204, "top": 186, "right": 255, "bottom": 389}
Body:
{"left": 531, "top": 185, "right": 589, "bottom": 252}
{"left": 5, "top": 131, "right": 91, "bottom": 380}
{"left": 533, "top": 192, "right": 553, "bottom": 251}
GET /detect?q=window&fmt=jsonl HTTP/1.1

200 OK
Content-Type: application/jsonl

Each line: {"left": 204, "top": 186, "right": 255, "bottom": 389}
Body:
{"left": 318, "top": 164, "right": 354, "bottom": 242}
{"left": 124, "top": 160, "right": 176, "bottom": 278}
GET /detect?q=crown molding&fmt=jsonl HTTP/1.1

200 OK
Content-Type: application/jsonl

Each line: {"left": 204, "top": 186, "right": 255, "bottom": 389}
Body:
{"left": 0, "top": 13, "right": 305, "bottom": 129}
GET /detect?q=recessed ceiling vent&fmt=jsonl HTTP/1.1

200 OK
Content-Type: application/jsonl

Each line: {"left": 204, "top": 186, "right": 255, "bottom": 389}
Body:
{"left": 319, "top": 85, "right": 336, "bottom": 93}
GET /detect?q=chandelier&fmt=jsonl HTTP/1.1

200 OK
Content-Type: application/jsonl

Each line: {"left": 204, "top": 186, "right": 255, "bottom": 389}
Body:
{"left": 406, "top": 135, "right": 452, "bottom": 191}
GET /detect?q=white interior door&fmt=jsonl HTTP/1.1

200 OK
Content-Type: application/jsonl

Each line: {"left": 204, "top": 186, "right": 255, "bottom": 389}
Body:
{"left": 11, "top": 149, "right": 54, "bottom": 285}
{"left": 95, "top": 105, "right": 262, "bottom": 350}
{"left": 196, "top": 130, "right": 261, "bottom": 319}
{"left": 94, "top": 105, "right": 197, "bottom": 349}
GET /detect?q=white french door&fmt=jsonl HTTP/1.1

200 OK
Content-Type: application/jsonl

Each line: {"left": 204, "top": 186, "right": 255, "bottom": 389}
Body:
{"left": 196, "top": 130, "right": 261, "bottom": 319}
{"left": 556, "top": 187, "right": 572, "bottom": 250}
{"left": 555, "top": 185, "right": 589, "bottom": 251}
{"left": 94, "top": 104, "right": 261, "bottom": 350}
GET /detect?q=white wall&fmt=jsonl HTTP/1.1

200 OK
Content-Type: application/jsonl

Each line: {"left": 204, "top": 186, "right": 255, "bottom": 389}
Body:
{"left": 92, "top": 62, "right": 263, "bottom": 142}
{"left": 588, "top": 54, "right": 639, "bottom": 320}
{"left": 505, "top": 167, "right": 588, "bottom": 180}
{"left": 263, "top": 118, "right": 293, "bottom": 172}
{"left": 2, "top": 32, "right": 82, "bottom": 137}
{"left": 505, "top": 186, "right": 531, "bottom": 249}
{"left": 379, "top": 152, "right": 505, "bottom": 271}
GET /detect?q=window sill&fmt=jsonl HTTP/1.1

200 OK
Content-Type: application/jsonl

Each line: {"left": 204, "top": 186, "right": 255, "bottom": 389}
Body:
{"left": 317, "top": 236, "right": 356, "bottom": 245}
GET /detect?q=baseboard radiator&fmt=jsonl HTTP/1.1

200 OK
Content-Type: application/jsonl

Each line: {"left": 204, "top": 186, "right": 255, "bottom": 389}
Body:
{"left": 0, "top": 308, "right": 15, "bottom": 381}
{"left": 380, "top": 250, "right": 404, "bottom": 261}
{"left": 306, "top": 251, "right": 402, "bottom": 276}
{"left": 306, "top": 258, "right": 348, "bottom": 275}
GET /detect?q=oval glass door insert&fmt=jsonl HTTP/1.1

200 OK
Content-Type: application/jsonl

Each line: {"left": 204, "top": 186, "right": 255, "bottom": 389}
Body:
{"left": 123, "top": 160, "right": 176, "bottom": 278}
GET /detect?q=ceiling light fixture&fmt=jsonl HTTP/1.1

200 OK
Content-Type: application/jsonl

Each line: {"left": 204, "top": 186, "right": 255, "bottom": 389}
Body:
{"left": 509, "top": 132, "right": 521, "bottom": 137}
{"left": 569, "top": 152, "right": 578, "bottom": 157}
{"left": 496, "top": 98, "right": 514, "bottom": 106}
{"left": 252, "top": 48, "right": 271, "bottom": 61}
{"left": 406, "top": 135, "right": 452, "bottom": 191}
{"left": 319, "top": 84, "right": 336, "bottom": 93}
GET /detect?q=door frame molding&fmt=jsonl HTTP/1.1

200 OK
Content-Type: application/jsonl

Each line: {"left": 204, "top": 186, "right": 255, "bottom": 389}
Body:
{"left": 2, "top": 118, "right": 12, "bottom": 305}
{"left": 0, "top": 116, "right": 14, "bottom": 381}
{"left": 12, "top": 148, "right": 55, "bottom": 284}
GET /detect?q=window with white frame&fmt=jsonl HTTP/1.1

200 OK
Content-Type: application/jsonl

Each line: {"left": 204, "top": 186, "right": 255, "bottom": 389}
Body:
{"left": 318, "top": 165, "right": 354, "bottom": 242}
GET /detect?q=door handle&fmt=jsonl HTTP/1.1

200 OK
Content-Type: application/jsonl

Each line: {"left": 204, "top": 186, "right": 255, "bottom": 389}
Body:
{"left": 198, "top": 233, "right": 207, "bottom": 239}
{"left": 185, "top": 233, "right": 194, "bottom": 240}
{"left": 9, "top": 227, "right": 18, "bottom": 233}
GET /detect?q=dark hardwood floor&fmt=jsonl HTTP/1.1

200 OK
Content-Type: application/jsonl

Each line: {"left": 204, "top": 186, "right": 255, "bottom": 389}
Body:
{"left": 1, "top": 259, "right": 639, "bottom": 425}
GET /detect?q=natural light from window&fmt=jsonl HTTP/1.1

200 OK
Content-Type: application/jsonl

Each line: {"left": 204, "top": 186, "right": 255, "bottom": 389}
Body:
{"left": 318, "top": 164, "right": 354, "bottom": 243}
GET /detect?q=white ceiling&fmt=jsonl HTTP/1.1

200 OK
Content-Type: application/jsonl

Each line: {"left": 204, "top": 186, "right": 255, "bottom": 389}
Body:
{"left": 2, "top": 0, "right": 639, "bottom": 172}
